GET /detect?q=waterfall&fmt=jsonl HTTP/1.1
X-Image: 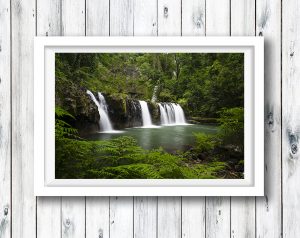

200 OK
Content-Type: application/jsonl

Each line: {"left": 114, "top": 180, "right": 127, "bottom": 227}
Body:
{"left": 158, "top": 103, "right": 187, "bottom": 125}
{"left": 151, "top": 85, "right": 158, "bottom": 103}
{"left": 139, "top": 100, "right": 153, "bottom": 127}
{"left": 86, "top": 90, "right": 113, "bottom": 132}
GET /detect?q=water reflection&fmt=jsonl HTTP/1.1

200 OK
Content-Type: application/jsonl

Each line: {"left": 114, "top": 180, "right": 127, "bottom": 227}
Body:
{"left": 86, "top": 124, "right": 218, "bottom": 152}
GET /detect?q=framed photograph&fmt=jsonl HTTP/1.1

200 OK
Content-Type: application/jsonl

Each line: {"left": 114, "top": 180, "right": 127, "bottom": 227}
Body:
{"left": 34, "top": 37, "right": 264, "bottom": 196}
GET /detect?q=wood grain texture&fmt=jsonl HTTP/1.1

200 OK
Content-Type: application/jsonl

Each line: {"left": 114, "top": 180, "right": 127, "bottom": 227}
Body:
{"left": 157, "top": 3, "right": 182, "bottom": 238}
{"left": 110, "top": 197, "right": 133, "bottom": 238}
{"left": 60, "top": 1, "right": 86, "bottom": 238}
{"left": 206, "top": 0, "right": 230, "bottom": 36}
{"left": 109, "top": 3, "right": 134, "bottom": 237}
{"left": 134, "top": 0, "right": 157, "bottom": 36}
{"left": 36, "top": 1, "right": 62, "bottom": 237}
{"left": 230, "top": 1, "right": 256, "bottom": 237}
{"left": 206, "top": 198, "right": 230, "bottom": 238}
{"left": 157, "top": 0, "right": 181, "bottom": 35}
{"left": 182, "top": 0, "right": 205, "bottom": 36}
{"left": 0, "top": 0, "right": 10, "bottom": 237}
{"left": 11, "top": 0, "right": 36, "bottom": 237}
{"left": 205, "top": 1, "right": 231, "bottom": 237}
{"left": 256, "top": 0, "right": 282, "bottom": 237}
{"left": 157, "top": 197, "right": 181, "bottom": 238}
{"left": 86, "top": 197, "right": 110, "bottom": 238}
{"left": 85, "top": 2, "right": 110, "bottom": 238}
{"left": 182, "top": 197, "right": 205, "bottom": 238}
{"left": 133, "top": 2, "right": 158, "bottom": 237}
{"left": 61, "top": 0, "right": 85, "bottom": 36}
{"left": 181, "top": 2, "right": 206, "bottom": 237}
{"left": 36, "top": 0, "right": 61, "bottom": 36}
{"left": 231, "top": 0, "right": 255, "bottom": 36}
{"left": 2, "top": 0, "right": 289, "bottom": 237}
{"left": 230, "top": 197, "right": 255, "bottom": 238}
{"left": 62, "top": 197, "right": 85, "bottom": 238}
{"left": 110, "top": 0, "right": 134, "bottom": 36}
{"left": 86, "top": 0, "right": 109, "bottom": 36}
{"left": 134, "top": 197, "right": 157, "bottom": 238}
{"left": 282, "top": 0, "right": 300, "bottom": 237}
{"left": 37, "top": 197, "right": 61, "bottom": 238}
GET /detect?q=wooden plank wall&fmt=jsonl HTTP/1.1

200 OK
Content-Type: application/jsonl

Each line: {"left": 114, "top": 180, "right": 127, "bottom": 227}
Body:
{"left": 0, "top": 0, "right": 292, "bottom": 237}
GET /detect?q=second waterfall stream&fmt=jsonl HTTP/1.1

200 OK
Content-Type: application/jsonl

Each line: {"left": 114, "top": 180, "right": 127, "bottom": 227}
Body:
{"left": 86, "top": 90, "right": 114, "bottom": 132}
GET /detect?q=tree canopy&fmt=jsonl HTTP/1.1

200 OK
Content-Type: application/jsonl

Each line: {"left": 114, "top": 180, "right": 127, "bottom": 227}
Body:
{"left": 56, "top": 52, "right": 244, "bottom": 117}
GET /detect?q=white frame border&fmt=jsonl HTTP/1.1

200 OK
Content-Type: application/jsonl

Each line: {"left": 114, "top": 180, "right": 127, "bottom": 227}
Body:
{"left": 34, "top": 37, "right": 264, "bottom": 196}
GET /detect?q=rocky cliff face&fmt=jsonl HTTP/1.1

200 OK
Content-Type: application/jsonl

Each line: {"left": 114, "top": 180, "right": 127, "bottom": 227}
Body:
{"left": 57, "top": 85, "right": 162, "bottom": 134}
{"left": 56, "top": 83, "right": 100, "bottom": 136}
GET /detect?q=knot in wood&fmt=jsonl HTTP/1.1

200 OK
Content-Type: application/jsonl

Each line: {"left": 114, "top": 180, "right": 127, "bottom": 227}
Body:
{"left": 196, "top": 18, "right": 202, "bottom": 28}
{"left": 3, "top": 206, "right": 8, "bottom": 216}
{"left": 267, "top": 112, "right": 274, "bottom": 128}
{"left": 98, "top": 228, "right": 103, "bottom": 238}
{"left": 291, "top": 143, "right": 298, "bottom": 155}
{"left": 65, "top": 218, "right": 71, "bottom": 227}
{"left": 164, "top": 6, "right": 168, "bottom": 18}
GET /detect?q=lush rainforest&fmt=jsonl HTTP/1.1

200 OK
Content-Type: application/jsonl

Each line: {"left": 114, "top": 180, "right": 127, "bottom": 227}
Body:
{"left": 55, "top": 52, "right": 244, "bottom": 179}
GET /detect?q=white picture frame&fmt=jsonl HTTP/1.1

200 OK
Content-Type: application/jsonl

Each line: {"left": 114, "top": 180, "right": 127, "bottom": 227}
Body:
{"left": 34, "top": 36, "right": 264, "bottom": 196}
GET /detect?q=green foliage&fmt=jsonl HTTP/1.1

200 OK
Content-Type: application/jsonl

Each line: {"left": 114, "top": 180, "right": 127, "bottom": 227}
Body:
{"left": 55, "top": 52, "right": 244, "bottom": 118}
{"left": 55, "top": 135, "right": 229, "bottom": 179}
{"left": 193, "top": 133, "right": 218, "bottom": 153}
{"left": 218, "top": 107, "right": 244, "bottom": 150}
{"left": 54, "top": 52, "right": 245, "bottom": 179}
{"left": 55, "top": 107, "right": 78, "bottom": 139}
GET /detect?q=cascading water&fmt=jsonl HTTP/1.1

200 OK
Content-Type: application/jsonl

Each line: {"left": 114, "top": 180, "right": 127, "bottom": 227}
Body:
{"left": 86, "top": 90, "right": 113, "bottom": 132}
{"left": 138, "top": 100, "right": 153, "bottom": 127}
{"left": 151, "top": 85, "right": 158, "bottom": 103}
{"left": 158, "top": 103, "right": 187, "bottom": 125}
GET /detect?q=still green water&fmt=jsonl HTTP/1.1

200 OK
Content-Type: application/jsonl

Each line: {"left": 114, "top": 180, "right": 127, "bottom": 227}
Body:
{"left": 86, "top": 124, "right": 218, "bottom": 152}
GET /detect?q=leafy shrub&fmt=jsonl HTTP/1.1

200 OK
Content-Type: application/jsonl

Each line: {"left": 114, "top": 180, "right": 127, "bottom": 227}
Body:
{"left": 55, "top": 107, "right": 78, "bottom": 139}
{"left": 193, "top": 133, "right": 218, "bottom": 153}
{"left": 218, "top": 107, "right": 244, "bottom": 150}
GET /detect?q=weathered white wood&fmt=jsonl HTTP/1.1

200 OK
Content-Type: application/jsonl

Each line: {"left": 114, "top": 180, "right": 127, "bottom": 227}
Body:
{"left": 157, "top": 197, "right": 181, "bottom": 238}
{"left": 110, "top": 197, "right": 133, "bottom": 238}
{"left": 206, "top": 0, "right": 230, "bottom": 36}
{"left": 36, "top": 1, "right": 62, "bottom": 237}
{"left": 62, "top": 197, "right": 85, "bottom": 238}
{"left": 11, "top": 0, "right": 36, "bottom": 237}
{"left": 230, "top": 197, "right": 255, "bottom": 238}
{"left": 282, "top": 0, "right": 300, "bottom": 237}
{"left": 134, "top": 197, "right": 157, "bottom": 238}
{"left": 134, "top": 0, "right": 157, "bottom": 36}
{"left": 85, "top": 2, "right": 111, "bottom": 238}
{"left": 182, "top": 197, "right": 205, "bottom": 238}
{"left": 206, "top": 198, "right": 231, "bottom": 238}
{"left": 133, "top": 2, "right": 158, "bottom": 237}
{"left": 110, "top": 0, "right": 134, "bottom": 36}
{"left": 86, "top": 0, "right": 109, "bottom": 36}
{"left": 205, "top": 2, "right": 231, "bottom": 237}
{"left": 61, "top": 0, "right": 85, "bottom": 36}
{"left": 36, "top": 0, "right": 62, "bottom": 36}
{"left": 0, "top": 0, "right": 10, "bottom": 237}
{"left": 182, "top": 0, "right": 205, "bottom": 36}
{"left": 37, "top": 197, "right": 61, "bottom": 238}
{"left": 86, "top": 197, "right": 110, "bottom": 238}
{"left": 157, "top": 3, "right": 182, "bottom": 237}
{"left": 231, "top": 0, "right": 255, "bottom": 36}
{"left": 157, "top": 0, "right": 181, "bottom": 35}
{"left": 230, "top": 1, "right": 256, "bottom": 237}
{"left": 256, "top": 0, "right": 282, "bottom": 237}
{"left": 181, "top": 2, "right": 206, "bottom": 237}
{"left": 109, "top": 3, "right": 134, "bottom": 237}
{"left": 60, "top": 2, "right": 86, "bottom": 238}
